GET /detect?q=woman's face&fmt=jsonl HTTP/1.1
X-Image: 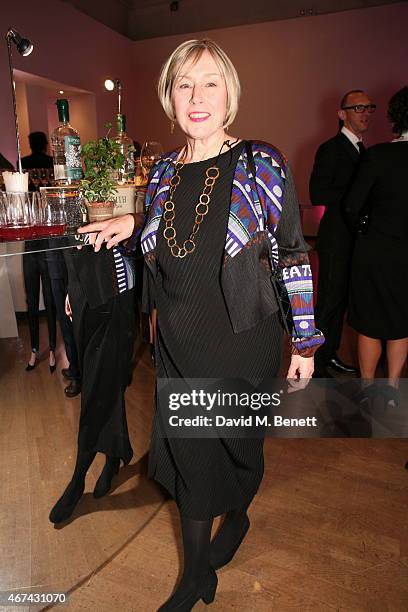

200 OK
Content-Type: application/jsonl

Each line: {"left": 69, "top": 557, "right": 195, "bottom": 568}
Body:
{"left": 172, "top": 49, "right": 228, "bottom": 142}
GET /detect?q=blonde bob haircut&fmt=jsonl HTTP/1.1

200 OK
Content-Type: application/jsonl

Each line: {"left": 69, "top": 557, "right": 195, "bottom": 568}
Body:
{"left": 157, "top": 39, "right": 241, "bottom": 129}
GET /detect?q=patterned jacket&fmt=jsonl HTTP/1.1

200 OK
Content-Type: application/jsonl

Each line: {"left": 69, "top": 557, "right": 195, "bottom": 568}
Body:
{"left": 131, "top": 140, "right": 324, "bottom": 356}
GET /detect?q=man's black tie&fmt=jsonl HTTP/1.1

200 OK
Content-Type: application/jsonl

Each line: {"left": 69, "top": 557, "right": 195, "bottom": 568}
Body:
{"left": 357, "top": 141, "right": 365, "bottom": 154}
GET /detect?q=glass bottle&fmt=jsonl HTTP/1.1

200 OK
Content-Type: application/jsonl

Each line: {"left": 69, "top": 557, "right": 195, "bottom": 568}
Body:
{"left": 51, "top": 99, "right": 82, "bottom": 185}
{"left": 115, "top": 113, "right": 134, "bottom": 185}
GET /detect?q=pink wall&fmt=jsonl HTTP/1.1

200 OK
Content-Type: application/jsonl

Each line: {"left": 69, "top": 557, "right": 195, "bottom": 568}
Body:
{"left": 1, "top": 1, "right": 407, "bottom": 210}
{"left": 14, "top": 81, "right": 30, "bottom": 158}
{"left": 0, "top": 0, "right": 138, "bottom": 165}
{"left": 132, "top": 2, "right": 408, "bottom": 205}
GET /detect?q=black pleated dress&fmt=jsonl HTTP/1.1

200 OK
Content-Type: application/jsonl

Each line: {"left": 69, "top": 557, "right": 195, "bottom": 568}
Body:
{"left": 145, "top": 142, "right": 283, "bottom": 520}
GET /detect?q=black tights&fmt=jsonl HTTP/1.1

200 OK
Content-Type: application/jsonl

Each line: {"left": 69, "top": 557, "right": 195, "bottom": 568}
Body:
{"left": 71, "top": 449, "right": 96, "bottom": 485}
{"left": 23, "top": 252, "right": 56, "bottom": 352}
{"left": 159, "top": 514, "right": 213, "bottom": 610}
{"left": 213, "top": 503, "right": 249, "bottom": 546}
{"left": 180, "top": 515, "right": 213, "bottom": 586}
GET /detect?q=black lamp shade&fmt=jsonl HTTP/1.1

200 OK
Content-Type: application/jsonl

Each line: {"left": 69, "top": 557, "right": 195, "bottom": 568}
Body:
{"left": 17, "top": 37, "right": 33, "bottom": 56}
{"left": 7, "top": 29, "right": 33, "bottom": 56}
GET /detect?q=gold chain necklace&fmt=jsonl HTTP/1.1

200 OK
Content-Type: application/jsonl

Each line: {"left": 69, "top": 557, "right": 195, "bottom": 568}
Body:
{"left": 163, "top": 145, "right": 221, "bottom": 258}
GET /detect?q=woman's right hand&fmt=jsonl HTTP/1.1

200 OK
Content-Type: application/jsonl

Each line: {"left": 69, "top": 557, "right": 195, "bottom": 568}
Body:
{"left": 77, "top": 213, "right": 137, "bottom": 252}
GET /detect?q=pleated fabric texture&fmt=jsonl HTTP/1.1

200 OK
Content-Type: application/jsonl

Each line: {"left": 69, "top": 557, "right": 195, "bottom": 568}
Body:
{"left": 146, "top": 143, "right": 283, "bottom": 519}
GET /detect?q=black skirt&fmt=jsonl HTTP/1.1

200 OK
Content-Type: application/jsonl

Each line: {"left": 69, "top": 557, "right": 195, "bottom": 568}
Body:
{"left": 348, "top": 228, "right": 408, "bottom": 340}
{"left": 145, "top": 144, "right": 283, "bottom": 519}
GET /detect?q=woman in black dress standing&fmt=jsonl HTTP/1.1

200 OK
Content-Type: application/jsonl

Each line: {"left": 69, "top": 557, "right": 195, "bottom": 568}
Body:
{"left": 343, "top": 86, "right": 408, "bottom": 405}
{"left": 81, "top": 39, "right": 323, "bottom": 610}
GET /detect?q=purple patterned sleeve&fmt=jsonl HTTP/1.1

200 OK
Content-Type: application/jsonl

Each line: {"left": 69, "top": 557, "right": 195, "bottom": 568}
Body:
{"left": 122, "top": 213, "right": 146, "bottom": 252}
{"left": 273, "top": 163, "right": 325, "bottom": 356}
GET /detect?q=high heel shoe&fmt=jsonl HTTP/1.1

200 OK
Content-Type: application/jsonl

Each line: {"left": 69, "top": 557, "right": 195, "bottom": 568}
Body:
{"left": 158, "top": 569, "right": 218, "bottom": 611}
{"left": 93, "top": 457, "right": 120, "bottom": 498}
{"left": 25, "top": 351, "right": 38, "bottom": 372}
{"left": 379, "top": 384, "right": 399, "bottom": 408}
{"left": 49, "top": 351, "right": 56, "bottom": 374}
{"left": 49, "top": 480, "right": 85, "bottom": 524}
{"left": 210, "top": 513, "right": 250, "bottom": 570}
{"left": 355, "top": 383, "right": 380, "bottom": 407}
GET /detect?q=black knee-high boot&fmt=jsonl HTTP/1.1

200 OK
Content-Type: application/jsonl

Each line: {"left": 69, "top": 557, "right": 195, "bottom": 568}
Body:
{"left": 49, "top": 449, "right": 96, "bottom": 524}
{"left": 210, "top": 504, "right": 250, "bottom": 570}
{"left": 158, "top": 515, "right": 217, "bottom": 611}
{"left": 93, "top": 456, "right": 120, "bottom": 498}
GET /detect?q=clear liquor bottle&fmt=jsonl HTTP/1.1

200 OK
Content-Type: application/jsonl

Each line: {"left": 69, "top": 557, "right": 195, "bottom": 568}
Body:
{"left": 115, "top": 113, "right": 135, "bottom": 185}
{"left": 51, "top": 99, "right": 82, "bottom": 185}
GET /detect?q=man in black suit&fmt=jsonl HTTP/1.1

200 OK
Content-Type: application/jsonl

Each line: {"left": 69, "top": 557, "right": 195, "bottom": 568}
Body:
{"left": 309, "top": 90, "right": 376, "bottom": 376}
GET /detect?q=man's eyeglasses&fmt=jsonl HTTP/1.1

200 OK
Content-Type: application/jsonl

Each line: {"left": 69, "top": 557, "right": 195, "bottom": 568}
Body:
{"left": 341, "top": 104, "right": 377, "bottom": 113}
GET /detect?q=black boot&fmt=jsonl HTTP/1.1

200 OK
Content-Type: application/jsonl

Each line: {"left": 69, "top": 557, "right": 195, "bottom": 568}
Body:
{"left": 93, "top": 456, "right": 120, "bottom": 498}
{"left": 49, "top": 450, "right": 96, "bottom": 524}
{"left": 158, "top": 515, "right": 217, "bottom": 611}
{"left": 210, "top": 507, "right": 250, "bottom": 570}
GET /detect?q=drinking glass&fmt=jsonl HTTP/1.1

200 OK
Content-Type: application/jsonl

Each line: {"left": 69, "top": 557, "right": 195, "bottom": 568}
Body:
{"left": 40, "top": 168, "right": 52, "bottom": 187}
{"left": 0, "top": 192, "right": 36, "bottom": 240}
{"left": 36, "top": 189, "right": 66, "bottom": 236}
{"left": 135, "top": 158, "right": 147, "bottom": 187}
{"left": 140, "top": 141, "right": 163, "bottom": 179}
{"left": 0, "top": 192, "right": 6, "bottom": 227}
{"left": 29, "top": 168, "right": 41, "bottom": 191}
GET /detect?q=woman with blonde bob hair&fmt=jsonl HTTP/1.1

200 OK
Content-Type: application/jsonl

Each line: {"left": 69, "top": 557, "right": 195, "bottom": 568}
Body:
{"left": 158, "top": 38, "right": 241, "bottom": 130}
{"left": 80, "top": 38, "right": 323, "bottom": 611}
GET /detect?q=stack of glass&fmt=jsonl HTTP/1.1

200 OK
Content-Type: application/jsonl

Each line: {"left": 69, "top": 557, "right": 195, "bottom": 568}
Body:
{"left": 0, "top": 187, "right": 86, "bottom": 241}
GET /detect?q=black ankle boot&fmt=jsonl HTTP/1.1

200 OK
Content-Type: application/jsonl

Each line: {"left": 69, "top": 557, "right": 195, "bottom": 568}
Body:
{"left": 49, "top": 450, "right": 95, "bottom": 524}
{"left": 158, "top": 568, "right": 218, "bottom": 611}
{"left": 49, "top": 479, "right": 85, "bottom": 524}
{"left": 158, "top": 515, "right": 217, "bottom": 611}
{"left": 93, "top": 457, "right": 120, "bottom": 498}
{"left": 210, "top": 510, "right": 250, "bottom": 570}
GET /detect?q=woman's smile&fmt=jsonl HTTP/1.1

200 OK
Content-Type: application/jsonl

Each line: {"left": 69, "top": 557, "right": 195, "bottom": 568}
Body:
{"left": 188, "top": 112, "right": 211, "bottom": 122}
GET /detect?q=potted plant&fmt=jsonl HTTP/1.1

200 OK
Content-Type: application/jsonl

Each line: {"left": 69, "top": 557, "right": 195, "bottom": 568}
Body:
{"left": 80, "top": 124, "right": 125, "bottom": 222}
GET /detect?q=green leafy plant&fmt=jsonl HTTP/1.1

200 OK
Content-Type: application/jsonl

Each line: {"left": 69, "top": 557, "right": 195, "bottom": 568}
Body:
{"left": 80, "top": 124, "right": 125, "bottom": 203}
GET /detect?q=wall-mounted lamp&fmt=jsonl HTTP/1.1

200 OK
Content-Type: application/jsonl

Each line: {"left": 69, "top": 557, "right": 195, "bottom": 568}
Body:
{"left": 5, "top": 28, "right": 34, "bottom": 173}
{"left": 104, "top": 78, "right": 122, "bottom": 114}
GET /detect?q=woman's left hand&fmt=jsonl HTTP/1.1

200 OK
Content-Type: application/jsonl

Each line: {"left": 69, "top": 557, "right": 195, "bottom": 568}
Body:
{"left": 77, "top": 213, "right": 141, "bottom": 252}
{"left": 286, "top": 355, "right": 314, "bottom": 392}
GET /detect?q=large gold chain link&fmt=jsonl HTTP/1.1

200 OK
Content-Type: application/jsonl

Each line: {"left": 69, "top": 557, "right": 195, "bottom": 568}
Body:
{"left": 163, "top": 157, "right": 220, "bottom": 258}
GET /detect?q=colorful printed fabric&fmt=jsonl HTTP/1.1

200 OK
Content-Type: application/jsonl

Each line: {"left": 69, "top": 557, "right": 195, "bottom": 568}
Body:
{"left": 139, "top": 141, "right": 324, "bottom": 355}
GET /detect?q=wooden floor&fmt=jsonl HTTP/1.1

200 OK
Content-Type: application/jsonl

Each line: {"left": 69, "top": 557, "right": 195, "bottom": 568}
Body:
{"left": 0, "top": 317, "right": 407, "bottom": 612}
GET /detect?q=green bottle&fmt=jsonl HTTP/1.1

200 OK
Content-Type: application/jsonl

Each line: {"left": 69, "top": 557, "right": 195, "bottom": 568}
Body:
{"left": 51, "top": 99, "right": 82, "bottom": 184}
